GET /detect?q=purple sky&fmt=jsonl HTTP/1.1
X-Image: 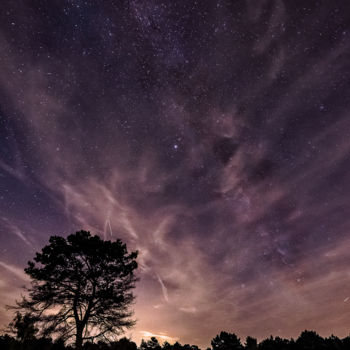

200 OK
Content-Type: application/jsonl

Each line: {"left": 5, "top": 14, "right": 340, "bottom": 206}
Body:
{"left": 0, "top": 1, "right": 350, "bottom": 348}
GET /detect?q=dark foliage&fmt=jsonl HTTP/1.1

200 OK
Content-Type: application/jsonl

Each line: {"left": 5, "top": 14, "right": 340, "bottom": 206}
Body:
{"left": 10, "top": 231, "right": 138, "bottom": 349}
{"left": 211, "top": 332, "right": 243, "bottom": 350}
{"left": 245, "top": 336, "right": 257, "bottom": 350}
{"left": 1, "top": 331, "right": 350, "bottom": 350}
{"left": 8, "top": 312, "right": 38, "bottom": 345}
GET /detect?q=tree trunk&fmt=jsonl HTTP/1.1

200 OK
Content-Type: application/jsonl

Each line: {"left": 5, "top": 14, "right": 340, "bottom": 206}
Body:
{"left": 75, "top": 325, "right": 83, "bottom": 350}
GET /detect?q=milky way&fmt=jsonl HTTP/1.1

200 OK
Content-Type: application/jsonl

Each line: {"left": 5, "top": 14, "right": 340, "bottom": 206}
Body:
{"left": 1, "top": 1, "right": 350, "bottom": 348}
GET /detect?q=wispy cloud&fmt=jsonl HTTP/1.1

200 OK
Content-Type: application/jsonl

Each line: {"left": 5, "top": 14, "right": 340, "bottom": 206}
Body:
{"left": 0, "top": 261, "right": 30, "bottom": 282}
{"left": 156, "top": 274, "right": 169, "bottom": 303}
{"left": 139, "top": 331, "right": 179, "bottom": 344}
{"left": 179, "top": 307, "right": 196, "bottom": 314}
{"left": 1, "top": 217, "right": 33, "bottom": 248}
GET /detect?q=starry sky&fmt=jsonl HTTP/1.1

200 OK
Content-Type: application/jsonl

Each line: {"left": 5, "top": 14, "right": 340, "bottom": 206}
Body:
{"left": 0, "top": 0, "right": 350, "bottom": 348}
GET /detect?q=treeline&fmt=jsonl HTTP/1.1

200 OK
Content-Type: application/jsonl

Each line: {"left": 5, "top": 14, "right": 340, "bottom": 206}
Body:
{"left": 1, "top": 330, "right": 350, "bottom": 350}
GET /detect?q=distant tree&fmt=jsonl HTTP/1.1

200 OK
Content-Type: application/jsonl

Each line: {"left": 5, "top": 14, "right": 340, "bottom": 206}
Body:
{"left": 211, "top": 332, "right": 243, "bottom": 350}
{"left": 12, "top": 231, "right": 138, "bottom": 349}
{"left": 258, "top": 336, "right": 276, "bottom": 350}
{"left": 324, "top": 335, "right": 343, "bottom": 350}
{"left": 186, "top": 345, "right": 200, "bottom": 350}
{"left": 181, "top": 344, "right": 200, "bottom": 350}
{"left": 109, "top": 337, "right": 137, "bottom": 350}
{"left": 273, "top": 336, "right": 291, "bottom": 350}
{"left": 258, "top": 336, "right": 291, "bottom": 350}
{"left": 8, "top": 312, "right": 38, "bottom": 349}
{"left": 172, "top": 342, "right": 186, "bottom": 350}
{"left": 342, "top": 336, "right": 350, "bottom": 349}
{"left": 162, "top": 341, "right": 200, "bottom": 350}
{"left": 245, "top": 336, "right": 257, "bottom": 350}
{"left": 140, "top": 337, "right": 162, "bottom": 350}
{"left": 296, "top": 330, "right": 326, "bottom": 349}
{"left": 162, "top": 341, "right": 172, "bottom": 350}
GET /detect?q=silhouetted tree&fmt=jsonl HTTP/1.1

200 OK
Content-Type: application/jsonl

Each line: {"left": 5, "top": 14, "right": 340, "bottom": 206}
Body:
{"left": 8, "top": 312, "right": 38, "bottom": 348}
{"left": 1, "top": 328, "right": 350, "bottom": 350}
{"left": 211, "top": 332, "right": 243, "bottom": 350}
{"left": 172, "top": 342, "right": 186, "bottom": 350}
{"left": 245, "top": 336, "right": 257, "bottom": 350}
{"left": 140, "top": 337, "right": 161, "bottom": 350}
{"left": 342, "top": 336, "right": 350, "bottom": 349}
{"left": 258, "top": 336, "right": 291, "bottom": 350}
{"left": 324, "top": 335, "right": 342, "bottom": 350}
{"left": 258, "top": 336, "right": 276, "bottom": 350}
{"left": 162, "top": 341, "right": 172, "bottom": 350}
{"left": 296, "top": 330, "right": 326, "bottom": 350}
{"left": 109, "top": 337, "right": 137, "bottom": 350}
{"left": 13, "top": 231, "right": 138, "bottom": 349}
{"left": 186, "top": 345, "right": 200, "bottom": 350}
{"left": 162, "top": 341, "right": 200, "bottom": 350}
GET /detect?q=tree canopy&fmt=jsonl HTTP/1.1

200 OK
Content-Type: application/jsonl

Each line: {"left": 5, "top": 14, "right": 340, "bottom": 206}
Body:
{"left": 14, "top": 230, "right": 138, "bottom": 349}
{"left": 211, "top": 332, "right": 243, "bottom": 350}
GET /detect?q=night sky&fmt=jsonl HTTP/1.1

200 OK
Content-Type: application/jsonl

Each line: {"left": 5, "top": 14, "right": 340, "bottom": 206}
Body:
{"left": 1, "top": 0, "right": 350, "bottom": 348}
